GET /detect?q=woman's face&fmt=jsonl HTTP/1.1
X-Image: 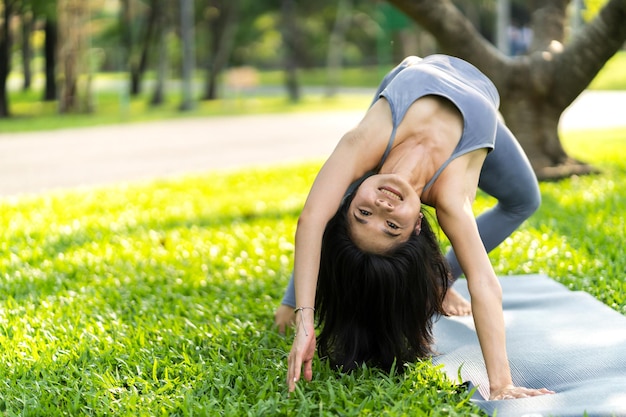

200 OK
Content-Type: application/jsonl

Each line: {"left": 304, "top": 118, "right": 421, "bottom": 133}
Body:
{"left": 348, "top": 174, "right": 422, "bottom": 254}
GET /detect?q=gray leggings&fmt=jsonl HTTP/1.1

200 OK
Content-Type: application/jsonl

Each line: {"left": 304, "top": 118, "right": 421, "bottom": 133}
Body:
{"left": 281, "top": 121, "right": 540, "bottom": 307}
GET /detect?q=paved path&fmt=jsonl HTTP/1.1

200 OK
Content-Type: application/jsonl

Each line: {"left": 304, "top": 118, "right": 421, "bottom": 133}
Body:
{"left": 0, "top": 91, "right": 624, "bottom": 197}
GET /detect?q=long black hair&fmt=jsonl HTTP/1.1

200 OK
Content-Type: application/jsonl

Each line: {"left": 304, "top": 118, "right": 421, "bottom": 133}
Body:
{"left": 315, "top": 192, "right": 450, "bottom": 372}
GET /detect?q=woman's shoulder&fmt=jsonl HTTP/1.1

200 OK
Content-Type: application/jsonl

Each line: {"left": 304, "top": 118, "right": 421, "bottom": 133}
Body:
{"left": 333, "top": 99, "right": 395, "bottom": 171}
{"left": 424, "top": 148, "right": 488, "bottom": 207}
{"left": 351, "top": 98, "right": 394, "bottom": 145}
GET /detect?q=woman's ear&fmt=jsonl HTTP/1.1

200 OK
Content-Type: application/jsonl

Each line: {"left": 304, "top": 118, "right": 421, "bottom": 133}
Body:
{"left": 415, "top": 212, "right": 424, "bottom": 235}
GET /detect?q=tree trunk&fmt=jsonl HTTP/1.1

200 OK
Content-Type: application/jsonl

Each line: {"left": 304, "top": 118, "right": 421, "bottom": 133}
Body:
{"left": 21, "top": 9, "right": 34, "bottom": 91}
{"left": 326, "top": 0, "right": 353, "bottom": 97}
{"left": 179, "top": 0, "right": 195, "bottom": 111}
{"left": 203, "top": 0, "right": 239, "bottom": 101}
{"left": 43, "top": 18, "right": 57, "bottom": 101}
{"left": 151, "top": 0, "right": 167, "bottom": 106}
{"left": 0, "top": 0, "right": 13, "bottom": 118}
{"left": 386, "top": 0, "right": 626, "bottom": 180}
{"left": 57, "top": 0, "right": 88, "bottom": 113}
{"left": 120, "top": 0, "right": 137, "bottom": 97}
{"left": 130, "top": 0, "right": 158, "bottom": 96}
{"left": 281, "top": 0, "right": 300, "bottom": 102}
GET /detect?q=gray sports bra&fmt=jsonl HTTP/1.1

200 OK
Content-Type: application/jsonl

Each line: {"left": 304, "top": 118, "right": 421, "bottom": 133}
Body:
{"left": 347, "top": 55, "right": 500, "bottom": 197}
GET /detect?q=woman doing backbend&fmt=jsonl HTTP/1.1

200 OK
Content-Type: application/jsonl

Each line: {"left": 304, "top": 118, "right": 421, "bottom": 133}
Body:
{"left": 275, "top": 55, "right": 554, "bottom": 400}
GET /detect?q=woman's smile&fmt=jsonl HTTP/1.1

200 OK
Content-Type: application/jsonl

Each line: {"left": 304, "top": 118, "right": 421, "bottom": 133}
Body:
{"left": 379, "top": 186, "right": 403, "bottom": 201}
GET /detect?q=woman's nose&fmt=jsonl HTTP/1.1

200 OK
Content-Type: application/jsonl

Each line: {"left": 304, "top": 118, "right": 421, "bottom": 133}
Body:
{"left": 376, "top": 198, "right": 393, "bottom": 210}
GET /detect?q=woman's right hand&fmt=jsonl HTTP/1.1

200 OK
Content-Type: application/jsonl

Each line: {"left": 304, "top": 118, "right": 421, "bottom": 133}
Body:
{"left": 274, "top": 304, "right": 296, "bottom": 335}
{"left": 287, "top": 310, "right": 316, "bottom": 393}
{"left": 490, "top": 384, "right": 555, "bottom": 400}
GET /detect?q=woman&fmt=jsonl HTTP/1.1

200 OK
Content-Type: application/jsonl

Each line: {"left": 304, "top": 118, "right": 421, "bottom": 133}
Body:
{"left": 279, "top": 55, "right": 553, "bottom": 400}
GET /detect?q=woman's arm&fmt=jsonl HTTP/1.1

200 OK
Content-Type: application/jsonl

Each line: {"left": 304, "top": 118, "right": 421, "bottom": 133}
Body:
{"left": 287, "top": 117, "right": 389, "bottom": 392}
{"left": 436, "top": 199, "right": 514, "bottom": 396}
{"left": 434, "top": 152, "right": 552, "bottom": 400}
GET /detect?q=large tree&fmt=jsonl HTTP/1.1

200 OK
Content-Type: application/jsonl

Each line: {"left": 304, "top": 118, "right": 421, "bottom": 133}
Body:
{"left": 120, "top": 0, "right": 159, "bottom": 97}
{"left": 19, "top": 1, "right": 33, "bottom": 91}
{"left": 42, "top": 16, "right": 57, "bottom": 101}
{"left": 149, "top": 0, "right": 169, "bottom": 106}
{"left": 179, "top": 0, "right": 195, "bottom": 111}
{"left": 57, "top": 0, "right": 92, "bottom": 113}
{"left": 202, "top": 0, "right": 240, "bottom": 100}
{"left": 386, "top": 0, "right": 626, "bottom": 180}
{"left": 281, "top": 0, "right": 301, "bottom": 102}
{"left": 0, "top": 0, "right": 16, "bottom": 117}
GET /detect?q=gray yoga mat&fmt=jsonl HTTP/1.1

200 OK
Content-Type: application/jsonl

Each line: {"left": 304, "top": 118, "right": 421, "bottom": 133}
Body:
{"left": 432, "top": 274, "right": 626, "bottom": 417}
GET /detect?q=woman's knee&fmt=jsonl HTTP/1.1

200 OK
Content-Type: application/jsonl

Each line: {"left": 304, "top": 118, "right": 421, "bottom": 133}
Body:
{"left": 530, "top": 185, "right": 542, "bottom": 213}
{"left": 508, "top": 180, "right": 541, "bottom": 219}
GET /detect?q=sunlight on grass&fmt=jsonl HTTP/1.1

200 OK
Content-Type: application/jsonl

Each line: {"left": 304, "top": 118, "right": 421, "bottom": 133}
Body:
{"left": 588, "top": 51, "right": 626, "bottom": 90}
{"left": 488, "top": 128, "right": 626, "bottom": 313}
{"left": 0, "top": 166, "right": 481, "bottom": 415}
{"left": 1, "top": 90, "right": 372, "bottom": 134}
{"left": 0, "top": 128, "right": 624, "bottom": 415}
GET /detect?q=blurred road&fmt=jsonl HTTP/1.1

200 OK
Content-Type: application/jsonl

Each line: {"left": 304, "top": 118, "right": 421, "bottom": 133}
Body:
{"left": 0, "top": 90, "right": 624, "bottom": 197}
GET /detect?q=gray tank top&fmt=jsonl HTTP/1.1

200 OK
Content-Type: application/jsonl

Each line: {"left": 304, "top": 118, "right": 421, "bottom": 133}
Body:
{"left": 348, "top": 55, "right": 500, "bottom": 196}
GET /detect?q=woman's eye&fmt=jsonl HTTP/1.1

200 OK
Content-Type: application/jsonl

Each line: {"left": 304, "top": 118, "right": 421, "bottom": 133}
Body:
{"left": 387, "top": 221, "right": 399, "bottom": 229}
{"left": 359, "top": 209, "right": 371, "bottom": 216}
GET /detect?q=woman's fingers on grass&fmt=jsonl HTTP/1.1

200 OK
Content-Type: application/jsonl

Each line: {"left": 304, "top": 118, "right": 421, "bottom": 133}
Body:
{"left": 303, "top": 359, "right": 313, "bottom": 382}
{"left": 288, "top": 355, "right": 301, "bottom": 393}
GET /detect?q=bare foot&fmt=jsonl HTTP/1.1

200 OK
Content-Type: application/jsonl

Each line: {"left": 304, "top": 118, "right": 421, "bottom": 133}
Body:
{"left": 443, "top": 287, "right": 472, "bottom": 316}
{"left": 274, "top": 304, "right": 296, "bottom": 334}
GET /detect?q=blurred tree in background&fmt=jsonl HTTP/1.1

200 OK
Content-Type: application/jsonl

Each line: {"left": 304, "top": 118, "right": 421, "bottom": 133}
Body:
{"left": 0, "top": 0, "right": 623, "bottom": 177}
{"left": 57, "top": 0, "right": 89, "bottom": 113}
{"left": 0, "top": 0, "right": 13, "bottom": 117}
{"left": 203, "top": 0, "right": 239, "bottom": 100}
{"left": 387, "top": 0, "right": 624, "bottom": 179}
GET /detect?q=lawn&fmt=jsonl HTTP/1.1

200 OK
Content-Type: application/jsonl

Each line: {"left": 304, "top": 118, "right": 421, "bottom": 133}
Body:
{"left": 0, "top": 126, "right": 624, "bottom": 416}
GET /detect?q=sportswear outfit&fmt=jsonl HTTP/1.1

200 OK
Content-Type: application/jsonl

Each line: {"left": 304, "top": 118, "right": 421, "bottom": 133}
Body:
{"left": 281, "top": 55, "right": 540, "bottom": 307}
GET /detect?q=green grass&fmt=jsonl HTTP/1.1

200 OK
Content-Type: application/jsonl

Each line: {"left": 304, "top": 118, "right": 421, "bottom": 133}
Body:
{"left": 0, "top": 127, "right": 624, "bottom": 415}
{"left": 258, "top": 65, "right": 391, "bottom": 88}
{"left": 476, "top": 127, "right": 626, "bottom": 313}
{"left": 588, "top": 51, "right": 626, "bottom": 90}
{"left": 0, "top": 88, "right": 371, "bottom": 134}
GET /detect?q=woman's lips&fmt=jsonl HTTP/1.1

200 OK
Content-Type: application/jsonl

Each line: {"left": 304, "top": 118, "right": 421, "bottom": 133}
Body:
{"left": 379, "top": 186, "right": 403, "bottom": 201}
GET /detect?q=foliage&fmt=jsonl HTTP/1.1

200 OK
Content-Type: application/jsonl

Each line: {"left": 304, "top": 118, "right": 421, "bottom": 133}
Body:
{"left": 582, "top": 0, "right": 610, "bottom": 22}
{"left": 3, "top": 0, "right": 626, "bottom": 121}
{"left": 2, "top": 50, "right": 624, "bottom": 133}
{"left": 0, "top": 127, "right": 624, "bottom": 415}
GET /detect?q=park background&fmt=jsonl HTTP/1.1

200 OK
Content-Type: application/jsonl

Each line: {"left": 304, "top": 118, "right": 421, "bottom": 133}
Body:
{"left": 0, "top": 0, "right": 625, "bottom": 415}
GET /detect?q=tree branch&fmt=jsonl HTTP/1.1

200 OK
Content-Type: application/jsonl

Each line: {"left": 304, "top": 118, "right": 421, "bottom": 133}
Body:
{"left": 554, "top": 0, "right": 626, "bottom": 107}
{"left": 385, "top": 0, "right": 509, "bottom": 86}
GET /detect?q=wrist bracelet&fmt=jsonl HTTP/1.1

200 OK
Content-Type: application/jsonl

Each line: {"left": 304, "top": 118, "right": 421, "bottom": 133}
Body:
{"left": 294, "top": 307, "right": 315, "bottom": 337}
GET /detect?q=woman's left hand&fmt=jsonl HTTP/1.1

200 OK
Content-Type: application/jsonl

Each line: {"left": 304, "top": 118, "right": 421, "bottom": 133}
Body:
{"left": 286, "top": 312, "right": 316, "bottom": 393}
{"left": 490, "top": 384, "right": 555, "bottom": 400}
